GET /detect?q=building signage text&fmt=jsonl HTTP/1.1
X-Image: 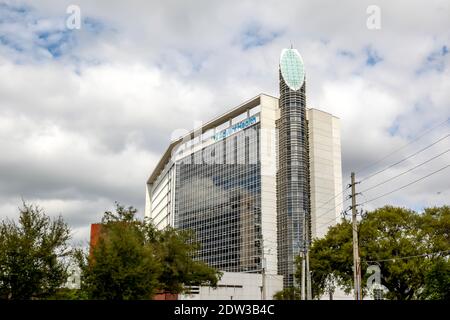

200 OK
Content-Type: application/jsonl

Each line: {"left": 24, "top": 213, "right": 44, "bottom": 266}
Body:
{"left": 213, "top": 115, "right": 258, "bottom": 142}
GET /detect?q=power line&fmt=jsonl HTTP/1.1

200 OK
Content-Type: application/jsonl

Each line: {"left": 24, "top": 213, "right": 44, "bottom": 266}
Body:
{"left": 360, "top": 164, "right": 450, "bottom": 206}
{"left": 265, "top": 147, "right": 449, "bottom": 245}
{"left": 261, "top": 191, "right": 350, "bottom": 240}
{"left": 363, "top": 250, "right": 450, "bottom": 263}
{"left": 313, "top": 192, "right": 353, "bottom": 233}
{"left": 312, "top": 202, "right": 349, "bottom": 234}
{"left": 360, "top": 149, "right": 450, "bottom": 194}
{"left": 284, "top": 136, "right": 448, "bottom": 240}
{"left": 314, "top": 197, "right": 348, "bottom": 221}
{"left": 312, "top": 184, "right": 350, "bottom": 213}
{"left": 355, "top": 118, "right": 450, "bottom": 175}
{"left": 315, "top": 161, "right": 449, "bottom": 237}
{"left": 360, "top": 133, "right": 449, "bottom": 183}
{"left": 314, "top": 207, "right": 351, "bottom": 233}
{"left": 313, "top": 188, "right": 352, "bottom": 222}
{"left": 313, "top": 156, "right": 442, "bottom": 234}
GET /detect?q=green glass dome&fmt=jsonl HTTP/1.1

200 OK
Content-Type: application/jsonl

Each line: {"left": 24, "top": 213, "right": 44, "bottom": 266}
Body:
{"left": 280, "top": 49, "right": 305, "bottom": 91}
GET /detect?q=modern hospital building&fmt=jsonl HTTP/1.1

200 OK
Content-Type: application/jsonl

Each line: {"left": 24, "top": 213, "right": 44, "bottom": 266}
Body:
{"left": 145, "top": 48, "right": 343, "bottom": 299}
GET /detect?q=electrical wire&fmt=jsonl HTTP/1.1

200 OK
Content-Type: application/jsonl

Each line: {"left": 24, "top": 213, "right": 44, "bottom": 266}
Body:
{"left": 360, "top": 164, "right": 450, "bottom": 206}
{"left": 313, "top": 189, "right": 352, "bottom": 226}
{"left": 272, "top": 123, "right": 450, "bottom": 241}
{"left": 312, "top": 184, "right": 350, "bottom": 213}
{"left": 314, "top": 139, "right": 448, "bottom": 234}
{"left": 360, "top": 149, "right": 450, "bottom": 194}
{"left": 363, "top": 250, "right": 450, "bottom": 263}
{"left": 355, "top": 118, "right": 450, "bottom": 176}
{"left": 360, "top": 133, "right": 449, "bottom": 183}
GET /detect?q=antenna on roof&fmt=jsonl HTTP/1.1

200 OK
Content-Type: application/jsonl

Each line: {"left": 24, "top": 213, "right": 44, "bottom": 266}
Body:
{"left": 290, "top": 42, "right": 293, "bottom": 49}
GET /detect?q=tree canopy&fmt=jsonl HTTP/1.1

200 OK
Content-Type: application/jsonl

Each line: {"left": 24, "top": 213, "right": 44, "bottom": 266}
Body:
{"left": 273, "top": 287, "right": 301, "bottom": 300}
{"left": 76, "top": 203, "right": 221, "bottom": 299}
{"left": 0, "top": 202, "right": 72, "bottom": 300}
{"left": 297, "top": 205, "right": 450, "bottom": 300}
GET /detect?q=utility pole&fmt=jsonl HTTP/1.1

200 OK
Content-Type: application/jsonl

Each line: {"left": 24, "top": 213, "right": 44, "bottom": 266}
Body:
{"left": 300, "top": 211, "right": 312, "bottom": 300}
{"left": 306, "top": 208, "right": 312, "bottom": 300}
{"left": 351, "top": 172, "right": 362, "bottom": 300}
{"left": 261, "top": 238, "right": 266, "bottom": 300}
{"left": 301, "top": 216, "right": 306, "bottom": 300}
{"left": 262, "top": 257, "right": 266, "bottom": 300}
{"left": 301, "top": 252, "right": 305, "bottom": 300}
{"left": 306, "top": 248, "right": 312, "bottom": 300}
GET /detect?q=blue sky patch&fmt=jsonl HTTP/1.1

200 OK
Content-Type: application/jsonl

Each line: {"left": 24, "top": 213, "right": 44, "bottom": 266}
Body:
{"left": 426, "top": 45, "right": 447, "bottom": 72}
{"left": 0, "top": 34, "right": 24, "bottom": 52}
{"left": 36, "top": 29, "right": 76, "bottom": 58}
{"left": 416, "top": 45, "right": 448, "bottom": 74}
{"left": 0, "top": 2, "right": 31, "bottom": 19}
{"left": 0, "top": 3, "right": 108, "bottom": 62}
{"left": 238, "top": 22, "right": 282, "bottom": 50}
{"left": 83, "top": 17, "right": 105, "bottom": 34}
{"left": 337, "top": 49, "right": 355, "bottom": 59}
{"left": 387, "top": 121, "right": 400, "bottom": 136}
{"left": 365, "top": 46, "right": 383, "bottom": 66}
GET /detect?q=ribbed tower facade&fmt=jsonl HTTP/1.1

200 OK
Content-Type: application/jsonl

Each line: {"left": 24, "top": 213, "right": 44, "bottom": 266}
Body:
{"left": 276, "top": 48, "right": 311, "bottom": 288}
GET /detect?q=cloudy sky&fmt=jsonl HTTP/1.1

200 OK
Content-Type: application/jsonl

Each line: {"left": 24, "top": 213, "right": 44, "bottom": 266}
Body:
{"left": 0, "top": 0, "right": 449, "bottom": 245}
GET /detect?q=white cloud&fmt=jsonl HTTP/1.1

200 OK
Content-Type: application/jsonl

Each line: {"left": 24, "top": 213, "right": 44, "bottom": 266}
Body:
{"left": 0, "top": 0, "right": 449, "bottom": 243}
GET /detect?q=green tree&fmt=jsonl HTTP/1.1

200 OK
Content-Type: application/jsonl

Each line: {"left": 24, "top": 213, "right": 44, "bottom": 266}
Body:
{"left": 273, "top": 287, "right": 301, "bottom": 300}
{"left": 76, "top": 204, "right": 161, "bottom": 299}
{"left": 0, "top": 202, "right": 72, "bottom": 300}
{"left": 419, "top": 206, "right": 450, "bottom": 300}
{"left": 305, "top": 220, "right": 354, "bottom": 298}
{"left": 47, "top": 287, "right": 87, "bottom": 300}
{"left": 418, "top": 206, "right": 450, "bottom": 255}
{"left": 422, "top": 258, "right": 450, "bottom": 300}
{"left": 359, "top": 206, "right": 430, "bottom": 300}
{"left": 77, "top": 203, "right": 221, "bottom": 299}
{"left": 302, "top": 205, "right": 450, "bottom": 300}
{"left": 155, "top": 227, "right": 221, "bottom": 294}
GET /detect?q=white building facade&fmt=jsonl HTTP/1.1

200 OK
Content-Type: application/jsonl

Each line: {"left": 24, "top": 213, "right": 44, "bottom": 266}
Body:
{"left": 180, "top": 272, "right": 283, "bottom": 300}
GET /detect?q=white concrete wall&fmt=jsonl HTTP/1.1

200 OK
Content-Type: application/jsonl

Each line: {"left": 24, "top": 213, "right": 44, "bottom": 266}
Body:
{"left": 144, "top": 182, "right": 152, "bottom": 220}
{"left": 180, "top": 272, "right": 283, "bottom": 300}
{"left": 145, "top": 164, "right": 175, "bottom": 230}
{"left": 259, "top": 95, "right": 279, "bottom": 275}
{"left": 307, "top": 109, "right": 343, "bottom": 239}
{"left": 332, "top": 115, "right": 343, "bottom": 223}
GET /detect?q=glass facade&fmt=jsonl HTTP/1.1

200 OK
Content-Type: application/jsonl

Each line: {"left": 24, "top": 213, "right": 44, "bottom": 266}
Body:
{"left": 277, "top": 62, "right": 311, "bottom": 288}
{"left": 174, "top": 122, "right": 263, "bottom": 273}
